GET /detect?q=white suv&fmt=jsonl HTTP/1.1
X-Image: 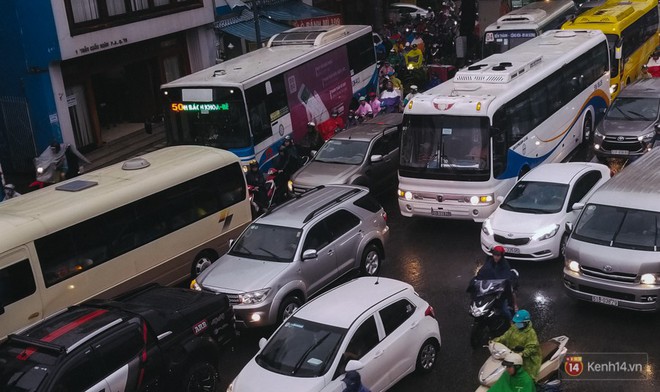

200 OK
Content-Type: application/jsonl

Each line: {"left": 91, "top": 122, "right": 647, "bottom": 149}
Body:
{"left": 192, "top": 185, "right": 389, "bottom": 328}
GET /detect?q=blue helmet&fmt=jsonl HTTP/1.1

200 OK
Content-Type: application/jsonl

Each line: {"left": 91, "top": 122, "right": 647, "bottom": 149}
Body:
{"left": 512, "top": 309, "right": 531, "bottom": 323}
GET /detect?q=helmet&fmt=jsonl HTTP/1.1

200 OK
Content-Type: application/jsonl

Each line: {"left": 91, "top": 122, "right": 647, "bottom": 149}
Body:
{"left": 307, "top": 121, "right": 316, "bottom": 128}
{"left": 410, "top": 85, "right": 418, "bottom": 91}
{"left": 512, "top": 309, "right": 531, "bottom": 323}
{"left": 249, "top": 160, "right": 259, "bottom": 170}
{"left": 502, "top": 353, "right": 523, "bottom": 367}
{"left": 4, "top": 184, "right": 15, "bottom": 190}
{"left": 492, "top": 245, "right": 505, "bottom": 255}
{"left": 284, "top": 135, "right": 292, "bottom": 142}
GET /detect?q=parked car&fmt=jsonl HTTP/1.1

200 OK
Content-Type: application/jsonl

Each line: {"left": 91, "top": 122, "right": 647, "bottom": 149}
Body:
{"left": 0, "top": 285, "right": 235, "bottom": 392}
{"left": 227, "top": 277, "right": 441, "bottom": 392}
{"left": 593, "top": 78, "right": 660, "bottom": 159}
{"left": 481, "top": 162, "right": 611, "bottom": 261}
{"left": 192, "top": 185, "right": 390, "bottom": 328}
{"left": 390, "top": 3, "right": 431, "bottom": 20}
{"left": 289, "top": 113, "right": 403, "bottom": 195}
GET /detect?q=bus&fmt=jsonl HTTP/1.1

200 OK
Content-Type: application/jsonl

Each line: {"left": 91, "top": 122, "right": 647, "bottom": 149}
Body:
{"left": 161, "top": 25, "right": 377, "bottom": 171}
{"left": 483, "top": 0, "right": 578, "bottom": 57}
{"left": 562, "top": 0, "right": 659, "bottom": 98}
{"left": 398, "top": 29, "right": 610, "bottom": 222}
{"left": 0, "top": 146, "right": 250, "bottom": 339}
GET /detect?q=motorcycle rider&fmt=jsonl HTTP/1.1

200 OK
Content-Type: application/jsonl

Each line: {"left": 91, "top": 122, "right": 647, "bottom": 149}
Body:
{"left": 491, "top": 309, "right": 542, "bottom": 379}
{"left": 487, "top": 353, "right": 535, "bottom": 392}
{"left": 299, "top": 122, "right": 324, "bottom": 159}
{"left": 476, "top": 245, "right": 518, "bottom": 321}
{"left": 343, "top": 370, "right": 371, "bottom": 392}
{"left": 245, "top": 160, "right": 267, "bottom": 212}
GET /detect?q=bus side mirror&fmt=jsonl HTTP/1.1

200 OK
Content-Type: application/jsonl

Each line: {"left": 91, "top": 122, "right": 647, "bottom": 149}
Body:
{"left": 615, "top": 43, "right": 622, "bottom": 60}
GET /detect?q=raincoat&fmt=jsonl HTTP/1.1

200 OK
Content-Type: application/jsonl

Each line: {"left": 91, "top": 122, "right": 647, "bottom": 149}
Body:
{"left": 404, "top": 48, "right": 424, "bottom": 69}
{"left": 488, "top": 367, "right": 536, "bottom": 392}
{"left": 493, "top": 323, "right": 541, "bottom": 378}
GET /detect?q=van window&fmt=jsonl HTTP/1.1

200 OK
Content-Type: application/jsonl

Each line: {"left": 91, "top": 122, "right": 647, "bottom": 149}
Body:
{"left": 573, "top": 204, "right": 659, "bottom": 251}
{"left": 0, "top": 260, "right": 37, "bottom": 308}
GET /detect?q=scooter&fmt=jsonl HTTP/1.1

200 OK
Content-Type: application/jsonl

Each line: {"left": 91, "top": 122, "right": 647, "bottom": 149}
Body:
{"left": 248, "top": 168, "right": 278, "bottom": 216}
{"left": 467, "top": 271, "right": 518, "bottom": 349}
{"left": 475, "top": 337, "right": 569, "bottom": 392}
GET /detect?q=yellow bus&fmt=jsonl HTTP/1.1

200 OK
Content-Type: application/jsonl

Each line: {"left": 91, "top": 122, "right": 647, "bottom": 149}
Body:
{"left": 0, "top": 146, "right": 251, "bottom": 338}
{"left": 563, "top": 0, "right": 659, "bottom": 98}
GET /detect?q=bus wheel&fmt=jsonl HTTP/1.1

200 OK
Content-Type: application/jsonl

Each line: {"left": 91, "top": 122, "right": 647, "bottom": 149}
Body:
{"left": 191, "top": 250, "right": 218, "bottom": 278}
{"left": 582, "top": 112, "right": 593, "bottom": 145}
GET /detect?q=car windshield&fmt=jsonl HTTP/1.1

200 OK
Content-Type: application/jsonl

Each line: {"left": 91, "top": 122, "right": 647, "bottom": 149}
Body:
{"left": 605, "top": 97, "right": 660, "bottom": 122}
{"left": 314, "top": 140, "right": 369, "bottom": 165}
{"left": 0, "top": 345, "right": 55, "bottom": 391}
{"left": 229, "top": 223, "right": 302, "bottom": 262}
{"left": 500, "top": 181, "right": 568, "bottom": 214}
{"left": 256, "top": 317, "right": 345, "bottom": 377}
{"left": 573, "top": 204, "right": 660, "bottom": 251}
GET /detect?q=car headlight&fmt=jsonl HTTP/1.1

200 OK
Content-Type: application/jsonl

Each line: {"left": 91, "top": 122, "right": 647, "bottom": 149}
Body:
{"left": 566, "top": 259, "right": 580, "bottom": 273}
{"left": 594, "top": 128, "right": 604, "bottom": 139}
{"left": 287, "top": 180, "right": 293, "bottom": 192}
{"left": 190, "top": 279, "right": 202, "bottom": 291}
{"left": 239, "top": 288, "right": 271, "bottom": 304}
{"left": 482, "top": 218, "right": 493, "bottom": 236}
{"left": 531, "top": 224, "right": 560, "bottom": 241}
{"left": 468, "top": 194, "right": 494, "bottom": 205}
{"left": 640, "top": 273, "right": 657, "bottom": 285}
{"left": 638, "top": 131, "right": 655, "bottom": 142}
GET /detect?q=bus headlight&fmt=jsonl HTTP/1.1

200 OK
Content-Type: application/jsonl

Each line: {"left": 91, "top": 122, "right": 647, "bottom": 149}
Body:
{"left": 398, "top": 189, "right": 414, "bottom": 200}
{"left": 239, "top": 288, "right": 271, "bottom": 304}
{"left": 242, "top": 165, "right": 249, "bottom": 173}
{"left": 610, "top": 84, "right": 619, "bottom": 95}
{"left": 468, "top": 194, "right": 494, "bottom": 205}
{"left": 531, "top": 224, "right": 560, "bottom": 241}
{"left": 640, "top": 273, "right": 657, "bottom": 285}
{"left": 638, "top": 131, "right": 655, "bottom": 142}
{"left": 566, "top": 259, "right": 580, "bottom": 273}
{"left": 482, "top": 218, "right": 493, "bottom": 236}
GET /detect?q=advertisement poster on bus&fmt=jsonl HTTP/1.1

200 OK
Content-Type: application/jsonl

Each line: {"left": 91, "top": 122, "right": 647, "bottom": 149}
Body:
{"left": 284, "top": 47, "right": 352, "bottom": 140}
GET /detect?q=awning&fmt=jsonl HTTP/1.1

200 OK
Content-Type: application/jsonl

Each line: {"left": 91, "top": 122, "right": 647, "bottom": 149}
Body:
{"left": 218, "top": 16, "right": 290, "bottom": 43}
{"left": 260, "top": 1, "right": 341, "bottom": 26}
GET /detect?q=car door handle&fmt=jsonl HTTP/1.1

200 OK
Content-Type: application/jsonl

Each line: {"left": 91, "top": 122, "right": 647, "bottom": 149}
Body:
{"left": 327, "top": 249, "right": 334, "bottom": 255}
{"left": 373, "top": 350, "right": 384, "bottom": 358}
{"left": 410, "top": 320, "right": 419, "bottom": 329}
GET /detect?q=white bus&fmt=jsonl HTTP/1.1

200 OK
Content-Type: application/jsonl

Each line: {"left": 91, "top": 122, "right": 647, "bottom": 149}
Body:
{"left": 482, "top": 0, "right": 578, "bottom": 57}
{"left": 398, "top": 29, "right": 610, "bottom": 222}
{"left": 0, "top": 146, "right": 250, "bottom": 339}
{"left": 161, "top": 25, "right": 377, "bottom": 171}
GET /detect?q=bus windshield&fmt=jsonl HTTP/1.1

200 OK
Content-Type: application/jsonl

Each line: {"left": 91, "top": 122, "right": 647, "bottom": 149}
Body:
{"left": 483, "top": 30, "right": 536, "bottom": 57}
{"left": 400, "top": 115, "right": 491, "bottom": 180}
{"left": 164, "top": 87, "right": 250, "bottom": 150}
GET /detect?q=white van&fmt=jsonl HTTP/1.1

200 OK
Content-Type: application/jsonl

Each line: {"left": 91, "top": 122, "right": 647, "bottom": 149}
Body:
{"left": 563, "top": 147, "right": 660, "bottom": 311}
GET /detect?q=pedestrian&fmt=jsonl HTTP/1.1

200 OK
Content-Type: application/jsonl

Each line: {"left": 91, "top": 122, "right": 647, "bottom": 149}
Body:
{"left": 343, "top": 370, "right": 371, "bottom": 392}
{"left": 487, "top": 353, "right": 536, "bottom": 392}
{"left": 476, "top": 245, "right": 518, "bottom": 321}
{"left": 491, "top": 309, "right": 542, "bottom": 379}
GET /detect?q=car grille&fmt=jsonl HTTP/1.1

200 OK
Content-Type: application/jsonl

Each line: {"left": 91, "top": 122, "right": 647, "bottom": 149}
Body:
{"left": 203, "top": 289, "right": 241, "bottom": 305}
{"left": 601, "top": 136, "right": 644, "bottom": 153}
{"left": 580, "top": 266, "right": 637, "bottom": 283}
{"left": 578, "top": 285, "right": 636, "bottom": 301}
{"left": 494, "top": 234, "right": 530, "bottom": 246}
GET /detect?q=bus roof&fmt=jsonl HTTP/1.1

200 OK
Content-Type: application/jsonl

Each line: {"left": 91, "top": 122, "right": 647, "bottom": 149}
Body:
{"left": 405, "top": 29, "right": 606, "bottom": 117}
{"left": 562, "top": 0, "right": 657, "bottom": 32}
{"left": 485, "top": 0, "right": 576, "bottom": 31}
{"left": 588, "top": 147, "right": 660, "bottom": 211}
{"left": 0, "top": 146, "right": 240, "bottom": 253}
{"left": 161, "top": 25, "right": 371, "bottom": 90}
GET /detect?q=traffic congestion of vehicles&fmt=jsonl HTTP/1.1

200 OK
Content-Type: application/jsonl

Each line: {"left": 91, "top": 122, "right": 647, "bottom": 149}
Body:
{"left": 3, "top": 6, "right": 660, "bottom": 390}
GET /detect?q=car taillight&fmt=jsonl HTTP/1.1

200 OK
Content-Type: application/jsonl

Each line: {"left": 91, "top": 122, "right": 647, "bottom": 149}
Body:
{"left": 382, "top": 211, "right": 388, "bottom": 222}
{"left": 425, "top": 305, "right": 436, "bottom": 318}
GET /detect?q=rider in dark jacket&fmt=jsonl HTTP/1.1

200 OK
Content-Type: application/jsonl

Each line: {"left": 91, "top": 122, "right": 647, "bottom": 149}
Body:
{"left": 475, "top": 245, "right": 518, "bottom": 321}
{"left": 245, "top": 160, "right": 267, "bottom": 210}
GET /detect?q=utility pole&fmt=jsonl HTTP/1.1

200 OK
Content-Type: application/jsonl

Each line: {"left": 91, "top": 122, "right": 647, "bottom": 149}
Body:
{"left": 253, "top": 0, "right": 262, "bottom": 48}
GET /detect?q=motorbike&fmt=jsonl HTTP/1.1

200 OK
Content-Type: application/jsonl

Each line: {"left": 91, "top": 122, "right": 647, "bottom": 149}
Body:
{"left": 467, "top": 271, "right": 519, "bottom": 349}
{"left": 475, "top": 336, "right": 569, "bottom": 392}
{"left": 33, "top": 148, "right": 63, "bottom": 186}
{"left": 248, "top": 168, "right": 278, "bottom": 217}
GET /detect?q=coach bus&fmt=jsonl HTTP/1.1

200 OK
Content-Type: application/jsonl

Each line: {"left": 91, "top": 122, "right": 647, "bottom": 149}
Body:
{"left": 161, "top": 25, "right": 377, "bottom": 171}
{"left": 0, "top": 146, "right": 250, "bottom": 339}
{"left": 398, "top": 29, "right": 610, "bottom": 222}
{"left": 562, "top": 0, "right": 659, "bottom": 98}
{"left": 483, "top": 0, "right": 578, "bottom": 57}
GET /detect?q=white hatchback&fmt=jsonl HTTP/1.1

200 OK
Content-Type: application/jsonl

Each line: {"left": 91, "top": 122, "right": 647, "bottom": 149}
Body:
{"left": 481, "top": 162, "right": 611, "bottom": 261}
{"left": 227, "top": 277, "right": 441, "bottom": 392}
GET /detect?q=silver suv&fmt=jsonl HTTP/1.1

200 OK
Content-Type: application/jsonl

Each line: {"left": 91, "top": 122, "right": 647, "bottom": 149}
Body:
{"left": 289, "top": 113, "right": 402, "bottom": 195}
{"left": 191, "top": 185, "right": 390, "bottom": 328}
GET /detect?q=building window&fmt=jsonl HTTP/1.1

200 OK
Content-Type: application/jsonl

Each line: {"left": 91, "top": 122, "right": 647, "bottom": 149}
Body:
{"left": 64, "top": 0, "right": 204, "bottom": 36}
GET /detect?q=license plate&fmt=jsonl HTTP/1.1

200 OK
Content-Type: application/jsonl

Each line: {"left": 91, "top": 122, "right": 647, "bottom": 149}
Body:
{"left": 504, "top": 247, "right": 520, "bottom": 254}
{"left": 431, "top": 209, "right": 451, "bottom": 216}
{"left": 611, "top": 150, "right": 629, "bottom": 155}
{"left": 592, "top": 295, "right": 619, "bottom": 307}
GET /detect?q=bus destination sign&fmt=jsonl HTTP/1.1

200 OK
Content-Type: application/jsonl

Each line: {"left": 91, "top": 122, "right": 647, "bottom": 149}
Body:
{"left": 171, "top": 102, "right": 229, "bottom": 112}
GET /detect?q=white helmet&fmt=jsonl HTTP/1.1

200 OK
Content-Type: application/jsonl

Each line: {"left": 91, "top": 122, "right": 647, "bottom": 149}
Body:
{"left": 503, "top": 353, "right": 523, "bottom": 367}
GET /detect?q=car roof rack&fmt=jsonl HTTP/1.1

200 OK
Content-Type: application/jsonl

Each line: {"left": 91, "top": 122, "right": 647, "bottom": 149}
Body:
{"left": 303, "top": 187, "right": 362, "bottom": 224}
{"left": 7, "top": 334, "right": 66, "bottom": 355}
{"left": 261, "top": 185, "right": 326, "bottom": 217}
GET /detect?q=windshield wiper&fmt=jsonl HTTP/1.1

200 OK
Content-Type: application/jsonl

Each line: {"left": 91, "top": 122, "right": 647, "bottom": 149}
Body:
{"left": 258, "top": 247, "right": 284, "bottom": 261}
{"left": 291, "top": 332, "right": 331, "bottom": 375}
{"left": 232, "top": 244, "right": 253, "bottom": 255}
{"left": 613, "top": 106, "right": 634, "bottom": 121}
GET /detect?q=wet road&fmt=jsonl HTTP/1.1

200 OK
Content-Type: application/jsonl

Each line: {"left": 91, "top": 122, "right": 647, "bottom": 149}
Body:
{"left": 217, "top": 150, "right": 660, "bottom": 392}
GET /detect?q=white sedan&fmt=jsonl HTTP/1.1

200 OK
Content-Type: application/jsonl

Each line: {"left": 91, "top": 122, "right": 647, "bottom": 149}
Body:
{"left": 227, "top": 277, "right": 441, "bottom": 392}
{"left": 481, "top": 162, "right": 611, "bottom": 261}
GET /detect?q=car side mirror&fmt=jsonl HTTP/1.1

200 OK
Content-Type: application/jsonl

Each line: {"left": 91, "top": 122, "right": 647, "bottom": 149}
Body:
{"left": 655, "top": 123, "right": 660, "bottom": 134}
{"left": 370, "top": 154, "right": 383, "bottom": 163}
{"left": 258, "top": 337, "right": 268, "bottom": 350}
{"left": 229, "top": 239, "right": 235, "bottom": 247}
{"left": 496, "top": 195, "right": 504, "bottom": 203}
{"left": 311, "top": 150, "right": 317, "bottom": 157}
{"left": 302, "top": 249, "right": 317, "bottom": 260}
{"left": 565, "top": 222, "right": 574, "bottom": 234}
{"left": 345, "top": 359, "right": 364, "bottom": 372}
{"left": 571, "top": 202, "right": 584, "bottom": 211}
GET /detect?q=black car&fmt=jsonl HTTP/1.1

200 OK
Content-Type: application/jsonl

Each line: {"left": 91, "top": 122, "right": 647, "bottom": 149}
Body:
{"left": 0, "top": 285, "right": 234, "bottom": 392}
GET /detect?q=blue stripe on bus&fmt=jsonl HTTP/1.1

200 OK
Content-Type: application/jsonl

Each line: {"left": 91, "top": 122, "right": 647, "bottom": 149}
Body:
{"left": 496, "top": 93, "right": 608, "bottom": 179}
{"left": 228, "top": 146, "right": 256, "bottom": 163}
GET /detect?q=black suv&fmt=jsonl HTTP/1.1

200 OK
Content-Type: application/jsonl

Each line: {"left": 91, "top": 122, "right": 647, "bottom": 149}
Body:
{"left": 0, "top": 285, "right": 234, "bottom": 392}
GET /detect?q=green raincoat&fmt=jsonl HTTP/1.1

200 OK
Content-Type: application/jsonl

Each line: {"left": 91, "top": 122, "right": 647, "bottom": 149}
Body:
{"left": 493, "top": 323, "right": 542, "bottom": 378}
{"left": 488, "top": 367, "right": 536, "bottom": 392}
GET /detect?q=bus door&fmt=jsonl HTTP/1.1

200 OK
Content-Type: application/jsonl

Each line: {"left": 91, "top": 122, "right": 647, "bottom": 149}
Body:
{"left": 0, "top": 247, "right": 42, "bottom": 338}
